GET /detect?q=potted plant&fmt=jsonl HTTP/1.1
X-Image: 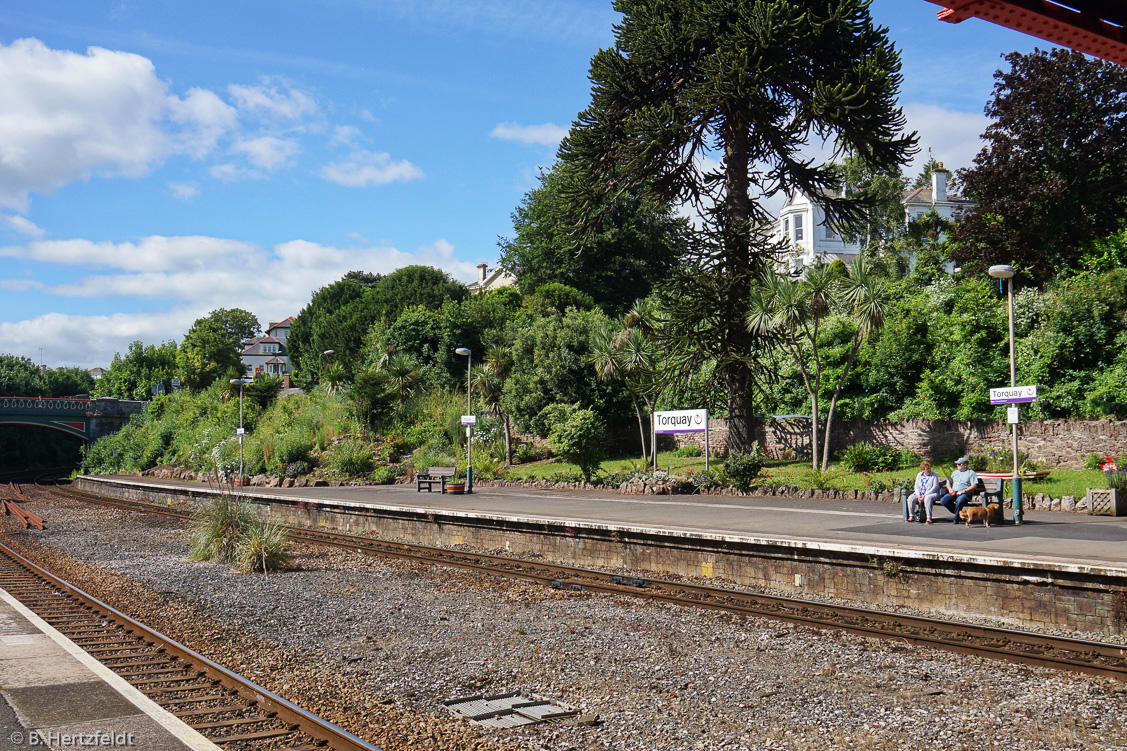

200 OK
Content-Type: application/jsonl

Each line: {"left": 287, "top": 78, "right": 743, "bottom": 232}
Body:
{"left": 445, "top": 468, "right": 466, "bottom": 494}
{"left": 1088, "top": 458, "right": 1126, "bottom": 516}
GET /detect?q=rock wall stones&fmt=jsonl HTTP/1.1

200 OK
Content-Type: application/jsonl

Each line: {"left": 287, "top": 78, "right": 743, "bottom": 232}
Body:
{"left": 668, "top": 417, "right": 1127, "bottom": 468}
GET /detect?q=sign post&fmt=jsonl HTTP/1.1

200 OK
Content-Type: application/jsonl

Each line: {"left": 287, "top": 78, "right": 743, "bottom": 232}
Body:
{"left": 989, "top": 385, "right": 1038, "bottom": 525}
{"left": 653, "top": 409, "right": 709, "bottom": 471}
{"left": 461, "top": 415, "right": 476, "bottom": 493}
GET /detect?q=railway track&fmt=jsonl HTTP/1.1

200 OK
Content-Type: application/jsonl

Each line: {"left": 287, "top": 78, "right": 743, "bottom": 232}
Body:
{"left": 29, "top": 483, "right": 1127, "bottom": 683}
{"left": 0, "top": 539, "right": 383, "bottom": 751}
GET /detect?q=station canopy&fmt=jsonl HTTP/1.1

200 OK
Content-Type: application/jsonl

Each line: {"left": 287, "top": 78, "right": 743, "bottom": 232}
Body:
{"left": 926, "top": 1, "right": 1127, "bottom": 66}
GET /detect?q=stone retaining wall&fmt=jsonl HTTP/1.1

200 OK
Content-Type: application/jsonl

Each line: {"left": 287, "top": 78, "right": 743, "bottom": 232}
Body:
{"left": 669, "top": 417, "right": 1127, "bottom": 468}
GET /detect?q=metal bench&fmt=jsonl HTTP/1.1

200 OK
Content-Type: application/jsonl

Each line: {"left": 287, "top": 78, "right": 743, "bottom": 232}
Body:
{"left": 416, "top": 466, "right": 456, "bottom": 493}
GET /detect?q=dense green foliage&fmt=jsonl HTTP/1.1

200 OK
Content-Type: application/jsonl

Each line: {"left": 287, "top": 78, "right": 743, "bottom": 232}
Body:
{"left": 94, "top": 341, "right": 178, "bottom": 399}
{"left": 547, "top": 405, "right": 606, "bottom": 482}
{"left": 498, "top": 162, "right": 683, "bottom": 316}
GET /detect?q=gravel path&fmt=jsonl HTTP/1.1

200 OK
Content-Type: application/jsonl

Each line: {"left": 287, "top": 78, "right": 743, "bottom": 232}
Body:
{"left": 4, "top": 491, "right": 1126, "bottom": 751}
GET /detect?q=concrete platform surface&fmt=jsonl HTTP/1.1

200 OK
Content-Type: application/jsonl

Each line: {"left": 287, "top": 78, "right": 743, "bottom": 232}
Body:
{"left": 0, "top": 589, "right": 219, "bottom": 751}
{"left": 95, "top": 476, "right": 1127, "bottom": 575}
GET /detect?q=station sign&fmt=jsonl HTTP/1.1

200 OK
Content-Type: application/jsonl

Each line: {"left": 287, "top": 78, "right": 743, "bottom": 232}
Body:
{"left": 461, "top": 415, "right": 477, "bottom": 426}
{"left": 654, "top": 409, "right": 707, "bottom": 434}
{"left": 989, "top": 385, "right": 1038, "bottom": 405}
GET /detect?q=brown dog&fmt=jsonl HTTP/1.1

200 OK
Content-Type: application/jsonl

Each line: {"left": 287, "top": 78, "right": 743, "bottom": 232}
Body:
{"left": 959, "top": 503, "right": 1000, "bottom": 527}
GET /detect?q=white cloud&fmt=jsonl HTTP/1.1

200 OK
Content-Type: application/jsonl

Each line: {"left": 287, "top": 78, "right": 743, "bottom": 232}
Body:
{"left": 320, "top": 150, "right": 423, "bottom": 187}
{"left": 902, "top": 103, "right": 989, "bottom": 176}
{"left": 228, "top": 79, "right": 318, "bottom": 120}
{"left": 490, "top": 122, "right": 568, "bottom": 146}
{"left": 0, "top": 279, "right": 44, "bottom": 292}
{"left": 167, "top": 182, "right": 200, "bottom": 201}
{"left": 231, "top": 136, "right": 301, "bottom": 170}
{"left": 0, "top": 236, "right": 260, "bottom": 272}
{"left": 209, "top": 163, "right": 260, "bottom": 181}
{"left": 330, "top": 125, "right": 362, "bottom": 147}
{"left": 4, "top": 215, "right": 46, "bottom": 238}
{"left": 0, "top": 38, "right": 236, "bottom": 211}
{"left": 0, "top": 234, "right": 481, "bottom": 368}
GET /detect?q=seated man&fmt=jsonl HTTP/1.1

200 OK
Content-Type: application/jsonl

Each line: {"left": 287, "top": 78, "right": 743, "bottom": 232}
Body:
{"left": 938, "top": 457, "right": 979, "bottom": 523}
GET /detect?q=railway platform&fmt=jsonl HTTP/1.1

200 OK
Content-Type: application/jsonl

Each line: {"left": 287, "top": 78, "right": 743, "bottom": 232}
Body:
{"left": 91, "top": 474, "right": 1127, "bottom": 569}
{"left": 74, "top": 475, "right": 1127, "bottom": 636}
{"left": 0, "top": 588, "right": 219, "bottom": 751}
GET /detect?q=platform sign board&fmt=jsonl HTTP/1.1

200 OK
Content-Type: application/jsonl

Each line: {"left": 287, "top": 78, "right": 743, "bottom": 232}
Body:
{"left": 654, "top": 409, "right": 708, "bottom": 433}
{"left": 460, "top": 415, "right": 477, "bottom": 426}
{"left": 989, "top": 385, "right": 1038, "bottom": 405}
{"left": 653, "top": 409, "right": 709, "bottom": 472}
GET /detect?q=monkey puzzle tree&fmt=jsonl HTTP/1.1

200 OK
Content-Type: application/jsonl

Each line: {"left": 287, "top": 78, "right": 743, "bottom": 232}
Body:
{"left": 558, "top": 0, "right": 915, "bottom": 452}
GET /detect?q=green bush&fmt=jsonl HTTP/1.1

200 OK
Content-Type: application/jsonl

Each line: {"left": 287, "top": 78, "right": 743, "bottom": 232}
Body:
{"left": 189, "top": 495, "right": 258, "bottom": 564}
{"left": 234, "top": 520, "right": 293, "bottom": 573}
{"left": 838, "top": 442, "right": 902, "bottom": 472}
{"left": 724, "top": 442, "right": 766, "bottom": 490}
{"left": 369, "top": 465, "right": 398, "bottom": 484}
{"left": 547, "top": 408, "right": 605, "bottom": 482}
{"left": 328, "top": 439, "right": 375, "bottom": 476}
{"left": 672, "top": 444, "right": 703, "bottom": 458}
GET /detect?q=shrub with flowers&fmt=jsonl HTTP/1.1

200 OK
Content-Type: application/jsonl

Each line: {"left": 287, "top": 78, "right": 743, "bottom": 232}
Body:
{"left": 862, "top": 471, "right": 888, "bottom": 494}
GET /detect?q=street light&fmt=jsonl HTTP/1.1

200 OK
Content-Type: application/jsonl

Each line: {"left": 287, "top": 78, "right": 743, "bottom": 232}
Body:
{"left": 229, "top": 377, "right": 252, "bottom": 486}
{"left": 988, "top": 264, "right": 1022, "bottom": 525}
{"left": 455, "top": 347, "right": 473, "bottom": 493}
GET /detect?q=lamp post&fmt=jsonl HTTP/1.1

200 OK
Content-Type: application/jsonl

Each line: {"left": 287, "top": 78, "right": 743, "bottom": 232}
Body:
{"left": 988, "top": 264, "right": 1022, "bottom": 525}
{"left": 455, "top": 347, "right": 473, "bottom": 493}
{"left": 229, "top": 377, "right": 252, "bottom": 486}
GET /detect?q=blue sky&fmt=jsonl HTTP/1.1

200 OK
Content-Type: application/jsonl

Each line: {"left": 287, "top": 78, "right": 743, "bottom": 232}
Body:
{"left": 0, "top": 1, "right": 1047, "bottom": 369}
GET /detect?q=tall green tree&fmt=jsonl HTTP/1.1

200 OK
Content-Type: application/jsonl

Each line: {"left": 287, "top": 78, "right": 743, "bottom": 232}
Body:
{"left": 288, "top": 271, "right": 382, "bottom": 387}
{"left": 95, "top": 341, "right": 179, "bottom": 400}
{"left": 0, "top": 355, "right": 43, "bottom": 396}
{"left": 953, "top": 49, "right": 1127, "bottom": 284}
{"left": 499, "top": 161, "right": 685, "bottom": 316}
{"left": 558, "top": 0, "right": 915, "bottom": 452}
{"left": 177, "top": 318, "right": 241, "bottom": 391}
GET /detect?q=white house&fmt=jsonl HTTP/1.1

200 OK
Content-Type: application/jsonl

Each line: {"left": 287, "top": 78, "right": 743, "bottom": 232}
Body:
{"left": 239, "top": 317, "right": 295, "bottom": 378}
{"left": 776, "top": 163, "right": 975, "bottom": 268}
{"left": 466, "top": 263, "right": 516, "bottom": 294}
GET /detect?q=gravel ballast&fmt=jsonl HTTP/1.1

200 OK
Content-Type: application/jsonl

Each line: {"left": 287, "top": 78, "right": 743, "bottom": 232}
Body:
{"left": 4, "top": 491, "right": 1126, "bottom": 751}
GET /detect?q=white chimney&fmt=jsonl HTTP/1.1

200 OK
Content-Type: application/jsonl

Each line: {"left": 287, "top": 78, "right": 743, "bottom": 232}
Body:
{"left": 477, "top": 263, "right": 488, "bottom": 283}
{"left": 931, "top": 162, "right": 949, "bottom": 204}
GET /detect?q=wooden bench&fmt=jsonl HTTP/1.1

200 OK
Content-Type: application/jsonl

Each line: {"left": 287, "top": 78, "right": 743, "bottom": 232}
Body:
{"left": 416, "top": 466, "right": 456, "bottom": 493}
{"left": 903, "top": 475, "right": 1008, "bottom": 523}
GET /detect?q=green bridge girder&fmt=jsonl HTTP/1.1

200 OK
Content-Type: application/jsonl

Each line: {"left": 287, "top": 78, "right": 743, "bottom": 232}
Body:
{"left": 0, "top": 397, "right": 144, "bottom": 441}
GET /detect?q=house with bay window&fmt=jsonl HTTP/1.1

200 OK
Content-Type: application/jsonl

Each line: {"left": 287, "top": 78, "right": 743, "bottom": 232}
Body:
{"left": 239, "top": 317, "right": 295, "bottom": 378}
{"left": 776, "top": 163, "right": 975, "bottom": 269}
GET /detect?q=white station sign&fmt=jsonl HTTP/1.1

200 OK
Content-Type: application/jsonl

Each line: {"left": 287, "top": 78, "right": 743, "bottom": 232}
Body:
{"left": 989, "top": 385, "right": 1038, "bottom": 405}
{"left": 654, "top": 409, "right": 708, "bottom": 434}
{"left": 460, "top": 415, "right": 477, "bottom": 425}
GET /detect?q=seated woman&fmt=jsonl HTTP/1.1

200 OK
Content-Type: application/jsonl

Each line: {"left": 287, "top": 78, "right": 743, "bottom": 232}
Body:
{"left": 907, "top": 461, "right": 941, "bottom": 524}
{"left": 938, "top": 457, "right": 980, "bottom": 524}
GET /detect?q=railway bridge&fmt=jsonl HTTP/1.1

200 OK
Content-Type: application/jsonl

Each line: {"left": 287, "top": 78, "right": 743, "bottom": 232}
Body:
{"left": 0, "top": 396, "right": 144, "bottom": 442}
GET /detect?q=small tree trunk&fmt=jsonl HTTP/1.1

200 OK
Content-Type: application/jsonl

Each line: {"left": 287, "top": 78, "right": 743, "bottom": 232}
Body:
{"left": 632, "top": 397, "right": 648, "bottom": 462}
{"left": 502, "top": 412, "right": 513, "bottom": 466}
{"left": 820, "top": 338, "right": 863, "bottom": 471}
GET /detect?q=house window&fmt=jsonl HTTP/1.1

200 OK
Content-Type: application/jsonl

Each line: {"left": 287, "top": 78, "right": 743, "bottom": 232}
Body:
{"left": 794, "top": 213, "right": 804, "bottom": 242}
{"left": 823, "top": 221, "right": 837, "bottom": 241}
{"left": 783, "top": 217, "right": 790, "bottom": 240}
{"left": 263, "top": 344, "right": 277, "bottom": 354}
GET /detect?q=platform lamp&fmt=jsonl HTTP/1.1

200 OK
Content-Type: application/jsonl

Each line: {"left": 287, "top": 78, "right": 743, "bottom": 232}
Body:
{"left": 455, "top": 347, "right": 473, "bottom": 493}
{"left": 229, "top": 377, "right": 252, "bottom": 486}
{"left": 988, "top": 264, "right": 1023, "bottom": 525}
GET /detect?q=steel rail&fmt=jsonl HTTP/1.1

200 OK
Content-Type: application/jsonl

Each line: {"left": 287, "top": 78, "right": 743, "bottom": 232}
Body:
{"left": 50, "top": 483, "right": 1127, "bottom": 682}
{"left": 0, "top": 540, "right": 384, "bottom": 751}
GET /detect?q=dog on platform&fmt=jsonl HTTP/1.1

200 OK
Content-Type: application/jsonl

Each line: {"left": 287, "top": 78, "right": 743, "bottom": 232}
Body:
{"left": 959, "top": 503, "right": 1000, "bottom": 527}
